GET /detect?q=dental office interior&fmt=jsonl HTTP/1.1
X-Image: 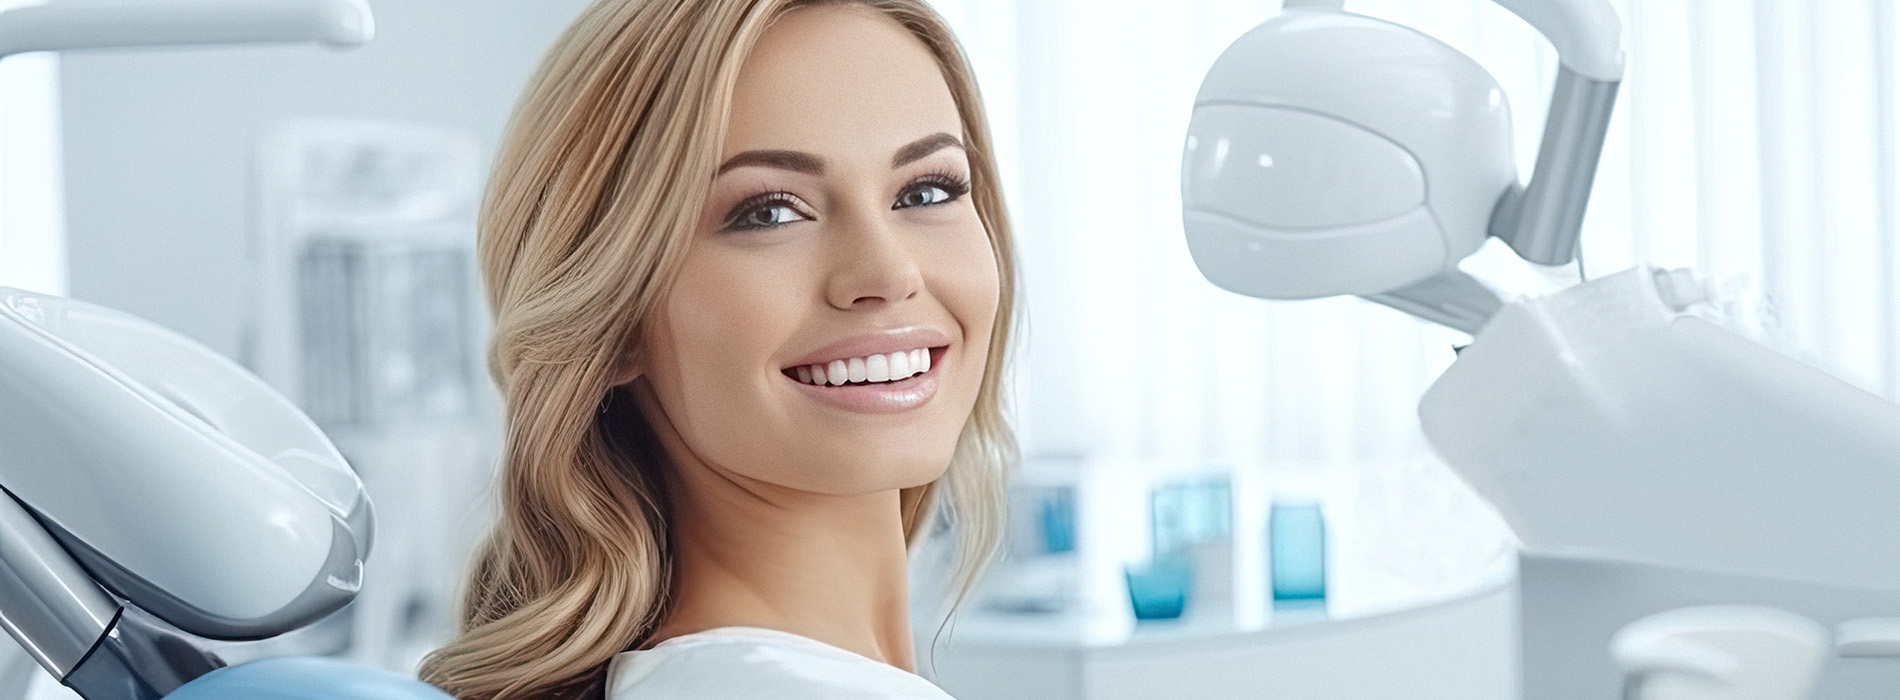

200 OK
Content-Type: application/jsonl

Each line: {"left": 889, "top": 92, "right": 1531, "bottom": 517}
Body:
{"left": 3, "top": 0, "right": 1899, "bottom": 698}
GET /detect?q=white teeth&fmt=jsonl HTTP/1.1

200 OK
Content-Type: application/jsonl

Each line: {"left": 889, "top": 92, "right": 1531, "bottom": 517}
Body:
{"left": 795, "top": 348, "right": 936, "bottom": 386}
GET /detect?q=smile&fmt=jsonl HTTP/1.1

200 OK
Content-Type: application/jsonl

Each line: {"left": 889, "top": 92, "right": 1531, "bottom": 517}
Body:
{"left": 780, "top": 346, "right": 949, "bottom": 414}
{"left": 782, "top": 346, "right": 943, "bottom": 386}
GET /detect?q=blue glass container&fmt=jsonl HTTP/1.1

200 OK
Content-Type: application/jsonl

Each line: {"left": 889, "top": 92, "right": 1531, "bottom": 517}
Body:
{"left": 1124, "top": 556, "right": 1193, "bottom": 620}
{"left": 1039, "top": 487, "right": 1076, "bottom": 554}
{"left": 1269, "top": 501, "right": 1327, "bottom": 601}
{"left": 1150, "top": 476, "right": 1232, "bottom": 558}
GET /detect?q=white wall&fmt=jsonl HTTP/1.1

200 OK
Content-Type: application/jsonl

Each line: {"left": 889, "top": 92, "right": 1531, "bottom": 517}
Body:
{"left": 0, "top": 0, "right": 67, "bottom": 297}
{"left": 58, "top": 0, "right": 591, "bottom": 359}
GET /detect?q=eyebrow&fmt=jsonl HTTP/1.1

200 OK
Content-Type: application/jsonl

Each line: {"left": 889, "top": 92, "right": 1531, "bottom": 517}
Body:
{"left": 714, "top": 132, "right": 965, "bottom": 176}
{"left": 716, "top": 149, "right": 822, "bottom": 176}
{"left": 891, "top": 132, "right": 964, "bottom": 168}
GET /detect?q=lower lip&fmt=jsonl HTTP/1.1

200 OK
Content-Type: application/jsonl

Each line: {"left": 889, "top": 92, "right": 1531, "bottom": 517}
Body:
{"left": 785, "top": 352, "right": 941, "bottom": 414}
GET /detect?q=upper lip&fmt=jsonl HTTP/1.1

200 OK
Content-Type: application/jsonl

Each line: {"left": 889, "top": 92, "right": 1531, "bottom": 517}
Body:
{"left": 783, "top": 325, "right": 952, "bottom": 369}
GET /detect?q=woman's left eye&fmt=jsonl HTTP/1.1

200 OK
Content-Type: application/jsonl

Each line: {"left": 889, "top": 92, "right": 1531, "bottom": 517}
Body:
{"left": 739, "top": 203, "right": 803, "bottom": 228}
{"left": 722, "top": 193, "right": 811, "bottom": 232}
{"left": 894, "top": 176, "right": 970, "bottom": 210}
{"left": 896, "top": 185, "right": 951, "bottom": 209}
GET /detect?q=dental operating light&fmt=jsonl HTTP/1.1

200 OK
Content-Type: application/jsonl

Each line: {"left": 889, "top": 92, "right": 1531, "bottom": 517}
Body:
{"left": 1181, "top": 0, "right": 1623, "bottom": 333}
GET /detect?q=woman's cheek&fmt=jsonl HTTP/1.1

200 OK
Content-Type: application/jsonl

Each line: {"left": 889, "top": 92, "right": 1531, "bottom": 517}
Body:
{"left": 940, "top": 222, "right": 1000, "bottom": 365}
{"left": 960, "top": 224, "right": 1002, "bottom": 317}
{"left": 669, "top": 252, "right": 789, "bottom": 394}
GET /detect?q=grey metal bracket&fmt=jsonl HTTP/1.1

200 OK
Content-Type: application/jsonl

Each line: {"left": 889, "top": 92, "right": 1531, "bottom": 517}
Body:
{"left": 1489, "top": 66, "right": 1622, "bottom": 265}
{"left": 1361, "top": 269, "right": 1505, "bottom": 335}
{"left": 0, "top": 486, "right": 118, "bottom": 683}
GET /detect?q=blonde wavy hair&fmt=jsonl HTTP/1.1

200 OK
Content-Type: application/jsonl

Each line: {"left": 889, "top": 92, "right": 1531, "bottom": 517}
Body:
{"left": 416, "top": 1, "right": 1018, "bottom": 698}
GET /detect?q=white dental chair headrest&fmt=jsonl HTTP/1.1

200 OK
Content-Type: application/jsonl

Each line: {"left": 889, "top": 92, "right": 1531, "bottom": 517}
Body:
{"left": 0, "top": 287, "right": 372, "bottom": 640}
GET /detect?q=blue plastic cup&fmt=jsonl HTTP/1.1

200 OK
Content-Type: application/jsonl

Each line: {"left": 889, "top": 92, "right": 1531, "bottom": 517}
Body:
{"left": 1125, "top": 556, "right": 1193, "bottom": 620}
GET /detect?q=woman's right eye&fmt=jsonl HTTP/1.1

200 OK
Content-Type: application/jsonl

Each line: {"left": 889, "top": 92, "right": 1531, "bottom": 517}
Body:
{"left": 725, "top": 195, "right": 810, "bottom": 231}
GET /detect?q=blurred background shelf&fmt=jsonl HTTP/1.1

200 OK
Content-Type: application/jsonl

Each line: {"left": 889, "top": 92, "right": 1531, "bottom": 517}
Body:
{"left": 918, "top": 566, "right": 1517, "bottom": 700}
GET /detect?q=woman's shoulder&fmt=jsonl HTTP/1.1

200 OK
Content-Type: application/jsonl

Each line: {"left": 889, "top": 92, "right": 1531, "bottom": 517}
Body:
{"left": 604, "top": 627, "right": 957, "bottom": 700}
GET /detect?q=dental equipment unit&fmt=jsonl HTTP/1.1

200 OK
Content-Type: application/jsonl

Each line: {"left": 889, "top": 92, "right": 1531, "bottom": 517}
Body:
{"left": 1184, "top": 1, "right": 1900, "bottom": 698}
{"left": 0, "top": 2, "right": 447, "bottom": 699}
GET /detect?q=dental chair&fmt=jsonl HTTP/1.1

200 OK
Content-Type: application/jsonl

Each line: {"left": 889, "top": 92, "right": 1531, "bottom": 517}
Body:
{"left": 1, "top": 2, "right": 451, "bottom": 699}
{"left": 0, "top": 288, "right": 449, "bottom": 700}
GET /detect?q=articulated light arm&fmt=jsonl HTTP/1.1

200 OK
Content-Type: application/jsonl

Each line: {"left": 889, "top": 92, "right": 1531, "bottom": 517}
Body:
{"left": 1487, "top": 0, "right": 1624, "bottom": 267}
{"left": 1368, "top": 0, "right": 1624, "bottom": 330}
{"left": 0, "top": 0, "right": 371, "bottom": 61}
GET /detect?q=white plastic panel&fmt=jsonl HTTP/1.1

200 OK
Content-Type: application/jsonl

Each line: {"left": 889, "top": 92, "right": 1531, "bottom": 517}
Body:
{"left": 0, "top": 289, "right": 361, "bottom": 622}
{"left": 1183, "top": 105, "right": 1424, "bottom": 229}
{"left": 1183, "top": 206, "right": 1445, "bottom": 299}
{"left": 1611, "top": 605, "right": 1829, "bottom": 700}
{"left": 1835, "top": 618, "right": 1900, "bottom": 658}
{"left": 1420, "top": 268, "right": 1900, "bottom": 591}
{"left": 51, "top": 302, "right": 364, "bottom": 514}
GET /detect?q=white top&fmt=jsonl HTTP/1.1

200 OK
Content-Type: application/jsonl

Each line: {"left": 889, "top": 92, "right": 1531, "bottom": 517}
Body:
{"left": 605, "top": 626, "right": 957, "bottom": 700}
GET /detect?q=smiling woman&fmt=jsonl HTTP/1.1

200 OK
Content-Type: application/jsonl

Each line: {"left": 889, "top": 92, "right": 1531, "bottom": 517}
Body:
{"left": 415, "top": 1, "right": 1018, "bottom": 699}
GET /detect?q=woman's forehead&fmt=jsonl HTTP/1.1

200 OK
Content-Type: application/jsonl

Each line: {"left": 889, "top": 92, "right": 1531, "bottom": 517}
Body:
{"left": 722, "top": 4, "right": 962, "bottom": 163}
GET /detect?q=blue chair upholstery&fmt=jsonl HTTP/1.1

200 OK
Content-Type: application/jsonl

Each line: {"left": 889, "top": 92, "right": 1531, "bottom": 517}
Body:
{"left": 164, "top": 657, "right": 455, "bottom": 700}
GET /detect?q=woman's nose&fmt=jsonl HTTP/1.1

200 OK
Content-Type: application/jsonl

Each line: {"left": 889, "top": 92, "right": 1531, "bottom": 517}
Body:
{"left": 824, "top": 206, "right": 924, "bottom": 310}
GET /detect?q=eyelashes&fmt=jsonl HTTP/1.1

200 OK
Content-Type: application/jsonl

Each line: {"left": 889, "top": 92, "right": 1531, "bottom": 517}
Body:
{"left": 719, "top": 170, "right": 974, "bottom": 232}
{"left": 722, "top": 190, "right": 806, "bottom": 231}
{"left": 902, "top": 170, "right": 973, "bottom": 208}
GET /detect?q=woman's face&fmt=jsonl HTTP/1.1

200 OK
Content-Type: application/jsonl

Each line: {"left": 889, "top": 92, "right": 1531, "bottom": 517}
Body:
{"left": 631, "top": 4, "right": 999, "bottom": 497}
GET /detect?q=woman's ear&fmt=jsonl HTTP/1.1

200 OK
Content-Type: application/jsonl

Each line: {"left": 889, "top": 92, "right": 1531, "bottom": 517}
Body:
{"left": 609, "top": 352, "right": 644, "bottom": 388}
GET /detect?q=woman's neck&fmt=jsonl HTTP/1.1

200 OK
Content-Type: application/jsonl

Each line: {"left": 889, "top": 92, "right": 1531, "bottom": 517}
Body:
{"left": 647, "top": 469, "right": 918, "bottom": 673}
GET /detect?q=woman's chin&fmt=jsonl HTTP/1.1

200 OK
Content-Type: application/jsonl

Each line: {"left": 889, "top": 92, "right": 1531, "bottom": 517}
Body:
{"left": 775, "top": 457, "right": 953, "bottom": 496}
